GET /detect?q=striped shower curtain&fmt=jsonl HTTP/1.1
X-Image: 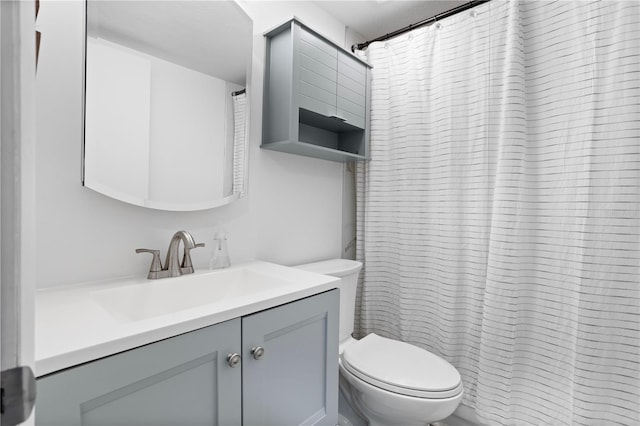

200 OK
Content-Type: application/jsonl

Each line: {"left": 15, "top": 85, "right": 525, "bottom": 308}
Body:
{"left": 355, "top": 1, "right": 639, "bottom": 424}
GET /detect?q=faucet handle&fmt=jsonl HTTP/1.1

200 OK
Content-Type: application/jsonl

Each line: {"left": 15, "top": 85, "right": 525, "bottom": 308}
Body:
{"left": 182, "top": 242, "right": 205, "bottom": 270}
{"left": 136, "top": 249, "right": 163, "bottom": 278}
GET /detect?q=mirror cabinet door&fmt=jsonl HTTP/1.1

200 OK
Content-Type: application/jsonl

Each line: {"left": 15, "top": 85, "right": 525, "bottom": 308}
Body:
{"left": 83, "top": 0, "right": 252, "bottom": 211}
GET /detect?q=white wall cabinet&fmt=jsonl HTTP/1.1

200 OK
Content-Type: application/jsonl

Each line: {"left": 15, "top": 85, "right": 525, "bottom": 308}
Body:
{"left": 36, "top": 290, "right": 339, "bottom": 426}
{"left": 262, "top": 18, "right": 371, "bottom": 162}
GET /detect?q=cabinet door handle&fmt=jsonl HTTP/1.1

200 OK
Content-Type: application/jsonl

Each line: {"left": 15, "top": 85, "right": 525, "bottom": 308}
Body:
{"left": 227, "top": 353, "right": 241, "bottom": 368}
{"left": 251, "top": 346, "right": 265, "bottom": 360}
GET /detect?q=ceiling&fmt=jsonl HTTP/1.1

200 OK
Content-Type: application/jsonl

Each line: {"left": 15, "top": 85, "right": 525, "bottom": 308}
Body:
{"left": 312, "top": 0, "right": 467, "bottom": 43}
{"left": 86, "top": 0, "right": 469, "bottom": 79}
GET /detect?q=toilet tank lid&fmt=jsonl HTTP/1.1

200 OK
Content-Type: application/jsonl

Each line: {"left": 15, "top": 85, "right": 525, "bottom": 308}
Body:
{"left": 295, "top": 259, "right": 362, "bottom": 277}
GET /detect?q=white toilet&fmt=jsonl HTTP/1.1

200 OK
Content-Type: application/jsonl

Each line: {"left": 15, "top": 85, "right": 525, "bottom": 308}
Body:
{"left": 296, "top": 259, "right": 463, "bottom": 426}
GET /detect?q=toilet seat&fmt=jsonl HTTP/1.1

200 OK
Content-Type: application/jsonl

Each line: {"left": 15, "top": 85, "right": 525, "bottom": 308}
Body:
{"left": 342, "top": 333, "right": 463, "bottom": 399}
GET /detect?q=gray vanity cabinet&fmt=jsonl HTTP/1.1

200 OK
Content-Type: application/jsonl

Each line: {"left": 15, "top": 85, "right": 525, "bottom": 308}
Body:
{"left": 262, "top": 18, "right": 371, "bottom": 162}
{"left": 36, "top": 318, "right": 242, "bottom": 426}
{"left": 242, "top": 289, "right": 339, "bottom": 426}
{"left": 35, "top": 290, "right": 339, "bottom": 426}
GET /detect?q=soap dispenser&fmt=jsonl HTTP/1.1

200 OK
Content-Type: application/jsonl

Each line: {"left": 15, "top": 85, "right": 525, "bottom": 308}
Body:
{"left": 209, "top": 230, "right": 230, "bottom": 270}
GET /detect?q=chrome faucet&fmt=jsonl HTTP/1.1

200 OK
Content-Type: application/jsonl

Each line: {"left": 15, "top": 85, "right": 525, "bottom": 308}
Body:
{"left": 136, "top": 230, "right": 205, "bottom": 280}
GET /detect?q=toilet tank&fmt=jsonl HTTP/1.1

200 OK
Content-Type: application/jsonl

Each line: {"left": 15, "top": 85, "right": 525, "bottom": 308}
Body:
{"left": 295, "top": 259, "right": 363, "bottom": 343}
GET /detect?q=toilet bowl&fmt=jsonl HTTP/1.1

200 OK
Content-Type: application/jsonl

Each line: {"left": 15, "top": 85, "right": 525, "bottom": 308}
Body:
{"left": 339, "top": 334, "right": 463, "bottom": 426}
{"left": 296, "top": 259, "right": 463, "bottom": 426}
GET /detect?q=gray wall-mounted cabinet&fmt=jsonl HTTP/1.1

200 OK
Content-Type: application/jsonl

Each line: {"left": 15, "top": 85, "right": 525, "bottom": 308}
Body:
{"left": 36, "top": 290, "right": 339, "bottom": 426}
{"left": 262, "top": 18, "right": 371, "bottom": 162}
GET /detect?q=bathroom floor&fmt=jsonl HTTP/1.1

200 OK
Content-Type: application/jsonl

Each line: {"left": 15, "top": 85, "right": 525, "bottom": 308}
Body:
{"left": 338, "top": 392, "right": 477, "bottom": 426}
{"left": 338, "top": 391, "right": 366, "bottom": 426}
{"left": 433, "top": 416, "right": 478, "bottom": 426}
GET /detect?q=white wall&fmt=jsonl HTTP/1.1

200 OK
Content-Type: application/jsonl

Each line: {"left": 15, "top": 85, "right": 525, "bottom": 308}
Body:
{"left": 35, "top": 0, "right": 356, "bottom": 289}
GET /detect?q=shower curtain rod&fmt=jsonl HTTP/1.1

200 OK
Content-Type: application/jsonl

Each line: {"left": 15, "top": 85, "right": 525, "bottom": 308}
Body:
{"left": 351, "top": 0, "right": 490, "bottom": 52}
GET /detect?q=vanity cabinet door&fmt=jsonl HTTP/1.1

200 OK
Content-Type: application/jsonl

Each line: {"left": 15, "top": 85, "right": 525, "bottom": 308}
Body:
{"left": 241, "top": 290, "right": 339, "bottom": 426}
{"left": 36, "top": 319, "right": 242, "bottom": 426}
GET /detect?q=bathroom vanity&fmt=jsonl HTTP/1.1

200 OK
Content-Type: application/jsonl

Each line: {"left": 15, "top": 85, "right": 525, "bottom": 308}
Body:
{"left": 35, "top": 261, "right": 340, "bottom": 425}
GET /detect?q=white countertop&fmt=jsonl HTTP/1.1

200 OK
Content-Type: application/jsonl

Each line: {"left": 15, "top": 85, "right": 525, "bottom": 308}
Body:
{"left": 35, "top": 261, "right": 339, "bottom": 377}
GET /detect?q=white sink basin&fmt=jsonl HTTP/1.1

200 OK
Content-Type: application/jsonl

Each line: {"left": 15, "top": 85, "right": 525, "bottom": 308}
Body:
{"left": 93, "top": 267, "right": 295, "bottom": 322}
{"left": 36, "top": 260, "right": 339, "bottom": 376}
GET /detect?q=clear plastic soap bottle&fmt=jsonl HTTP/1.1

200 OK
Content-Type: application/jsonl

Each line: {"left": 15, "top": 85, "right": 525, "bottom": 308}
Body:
{"left": 209, "top": 230, "right": 230, "bottom": 270}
